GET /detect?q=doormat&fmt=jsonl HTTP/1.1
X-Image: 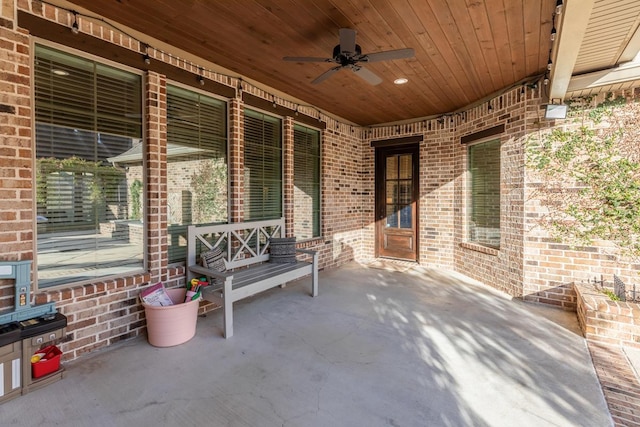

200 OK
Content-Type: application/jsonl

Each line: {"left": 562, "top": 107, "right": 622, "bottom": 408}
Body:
{"left": 364, "top": 260, "right": 415, "bottom": 273}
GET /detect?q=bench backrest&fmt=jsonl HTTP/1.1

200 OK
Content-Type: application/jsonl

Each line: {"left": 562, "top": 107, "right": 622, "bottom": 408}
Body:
{"left": 187, "top": 218, "right": 285, "bottom": 270}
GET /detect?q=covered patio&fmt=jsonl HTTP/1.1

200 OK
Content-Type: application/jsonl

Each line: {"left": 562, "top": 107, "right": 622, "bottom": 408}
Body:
{"left": 4, "top": 0, "right": 640, "bottom": 425}
{"left": 2, "top": 263, "right": 611, "bottom": 426}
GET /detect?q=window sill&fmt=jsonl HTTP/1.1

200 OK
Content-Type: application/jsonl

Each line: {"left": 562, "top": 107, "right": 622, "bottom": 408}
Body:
{"left": 460, "top": 242, "right": 500, "bottom": 256}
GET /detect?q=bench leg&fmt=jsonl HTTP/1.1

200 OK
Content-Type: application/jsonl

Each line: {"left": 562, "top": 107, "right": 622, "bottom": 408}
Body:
{"left": 223, "top": 278, "right": 233, "bottom": 338}
{"left": 311, "top": 252, "right": 318, "bottom": 297}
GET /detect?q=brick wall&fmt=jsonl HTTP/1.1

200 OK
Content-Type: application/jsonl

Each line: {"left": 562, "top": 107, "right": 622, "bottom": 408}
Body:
{"left": 0, "top": 1, "right": 34, "bottom": 311}
{"left": 228, "top": 98, "right": 244, "bottom": 223}
{"left": 283, "top": 117, "right": 294, "bottom": 237}
{"left": 521, "top": 91, "right": 640, "bottom": 310}
{"left": 145, "top": 71, "right": 168, "bottom": 283}
{"left": 453, "top": 90, "right": 529, "bottom": 298}
{"left": 419, "top": 127, "right": 458, "bottom": 268}
{"left": 360, "top": 89, "right": 530, "bottom": 297}
{"left": 322, "top": 127, "right": 366, "bottom": 265}
{"left": 342, "top": 86, "right": 639, "bottom": 314}
{"left": 575, "top": 281, "right": 640, "bottom": 348}
{"left": 0, "top": 1, "right": 32, "bottom": 265}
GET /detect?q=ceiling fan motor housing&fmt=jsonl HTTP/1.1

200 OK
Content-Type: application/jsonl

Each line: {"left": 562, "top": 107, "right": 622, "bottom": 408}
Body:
{"left": 333, "top": 44, "right": 362, "bottom": 65}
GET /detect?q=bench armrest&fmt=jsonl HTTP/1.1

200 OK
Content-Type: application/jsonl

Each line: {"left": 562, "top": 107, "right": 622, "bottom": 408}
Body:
{"left": 295, "top": 248, "right": 317, "bottom": 256}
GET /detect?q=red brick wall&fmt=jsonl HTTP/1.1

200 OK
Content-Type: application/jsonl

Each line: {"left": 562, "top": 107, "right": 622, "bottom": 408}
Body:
{"left": 522, "top": 91, "right": 640, "bottom": 310}
{"left": 575, "top": 281, "right": 640, "bottom": 348}
{"left": 228, "top": 98, "right": 244, "bottom": 223}
{"left": 322, "top": 126, "right": 366, "bottom": 265}
{"left": 419, "top": 127, "right": 458, "bottom": 267}
{"left": 283, "top": 117, "right": 294, "bottom": 237}
{"left": 360, "top": 90, "right": 530, "bottom": 296}
{"left": 0, "top": 5, "right": 32, "bottom": 263}
{"left": 454, "top": 90, "right": 528, "bottom": 298}
{"left": 0, "top": 1, "right": 34, "bottom": 310}
{"left": 146, "top": 71, "right": 168, "bottom": 283}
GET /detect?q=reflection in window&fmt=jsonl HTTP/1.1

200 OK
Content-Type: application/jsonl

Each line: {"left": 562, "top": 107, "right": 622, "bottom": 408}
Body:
{"left": 293, "top": 124, "right": 320, "bottom": 239}
{"left": 244, "top": 109, "right": 282, "bottom": 220}
{"left": 468, "top": 139, "right": 501, "bottom": 248}
{"left": 162, "top": 85, "right": 227, "bottom": 263}
{"left": 34, "top": 44, "right": 143, "bottom": 287}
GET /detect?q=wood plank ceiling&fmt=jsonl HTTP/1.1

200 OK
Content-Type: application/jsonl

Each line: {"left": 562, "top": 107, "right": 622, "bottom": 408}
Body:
{"left": 58, "top": 0, "right": 556, "bottom": 125}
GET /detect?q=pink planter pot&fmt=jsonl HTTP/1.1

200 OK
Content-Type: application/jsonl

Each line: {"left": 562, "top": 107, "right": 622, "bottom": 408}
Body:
{"left": 142, "top": 288, "right": 199, "bottom": 347}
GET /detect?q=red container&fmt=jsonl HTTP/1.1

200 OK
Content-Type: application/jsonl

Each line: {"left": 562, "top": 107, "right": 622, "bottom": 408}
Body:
{"left": 31, "top": 345, "right": 62, "bottom": 379}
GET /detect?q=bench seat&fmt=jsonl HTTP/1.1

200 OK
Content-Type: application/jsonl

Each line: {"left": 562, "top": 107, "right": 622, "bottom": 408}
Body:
{"left": 189, "top": 258, "right": 316, "bottom": 302}
{"left": 187, "top": 219, "right": 318, "bottom": 338}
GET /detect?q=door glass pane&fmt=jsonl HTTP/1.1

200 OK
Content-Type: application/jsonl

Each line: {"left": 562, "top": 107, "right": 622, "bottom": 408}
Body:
{"left": 399, "top": 154, "right": 412, "bottom": 179}
{"left": 386, "top": 156, "right": 398, "bottom": 179}
{"left": 386, "top": 205, "right": 398, "bottom": 227}
{"left": 398, "top": 180, "right": 412, "bottom": 204}
{"left": 384, "top": 153, "right": 414, "bottom": 230}
{"left": 400, "top": 205, "right": 412, "bottom": 229}
{"left": 386, "top": 181, "right": 398, "bottom": 204}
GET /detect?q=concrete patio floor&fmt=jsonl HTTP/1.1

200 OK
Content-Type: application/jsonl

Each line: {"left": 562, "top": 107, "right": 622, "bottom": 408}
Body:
{"left": 2, "top": 262, "right": 611, "bottom": 426}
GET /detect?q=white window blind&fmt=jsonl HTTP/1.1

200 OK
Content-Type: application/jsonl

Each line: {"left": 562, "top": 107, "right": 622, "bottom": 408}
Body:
{"left": 468, "top": 139, "right": 501, "bottom": 248}
{"left": 244, "top": 109, "right": 282, "bottom": 220}
{"left": 34, "top": 44, "right": 143, "bottom": 288}
{"left": 293, "top": 124, "right": 320, "bottom": 239}
{"left": 166, "top": 84, "right": 227, "bottom": 263}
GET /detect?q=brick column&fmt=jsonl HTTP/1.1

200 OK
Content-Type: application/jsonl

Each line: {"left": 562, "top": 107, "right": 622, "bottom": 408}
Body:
{"left": 0, "top": 0, "right": 32, "bottom": 313}
{"left": 0, "top": 1, "right": 33, "bottom": 265}
{"left": 145, "top": 71, "right": 168, "bottom": 283}
{"left": 283, "top": 117, "right": 294, "bottom": 237}
{"left": 229, "top": 98, "right": 244, "bottom": 223}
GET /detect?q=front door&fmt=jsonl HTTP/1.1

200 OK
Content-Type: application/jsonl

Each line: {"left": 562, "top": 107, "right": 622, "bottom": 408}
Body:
{"left": 375, "top": 144, "right": 419, "bottom": 261}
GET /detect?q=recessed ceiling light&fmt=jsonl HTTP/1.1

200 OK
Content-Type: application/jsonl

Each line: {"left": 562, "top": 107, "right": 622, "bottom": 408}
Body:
{"left": 394, "top": 78, "right": 408, "bottom": 85}
{"left": 52, "top": 69, "right": 69, "bottom": 76}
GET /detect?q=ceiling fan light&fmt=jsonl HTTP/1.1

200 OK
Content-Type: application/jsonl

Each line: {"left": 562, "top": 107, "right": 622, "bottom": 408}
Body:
{"left": 394, "top": 78, "right": 408, "bottom": 85}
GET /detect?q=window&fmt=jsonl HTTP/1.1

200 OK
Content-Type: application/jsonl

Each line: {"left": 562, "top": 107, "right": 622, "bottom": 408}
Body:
{"left": 164, "top": 85, "right": 227, "bottom": 263}
{"left": 34, "top": 44, "right": 143, "bottom": 288}
{"left": 243, "top": 109, "right": 282, "bottom": 220}
{"left": 293, "top": 124, "right": 320, "bottom": 239}
{"left": 468, "top": 139, "right": 501, "bottom": 248}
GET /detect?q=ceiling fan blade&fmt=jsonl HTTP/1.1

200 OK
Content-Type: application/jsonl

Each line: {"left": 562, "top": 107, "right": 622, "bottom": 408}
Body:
{"left": 361, "top": 48, "right": 415, "bottom": 63}
{"left": 311, "top": 66, "right": 342, "bottom": 84}
{"left": 352, "top": 66, "right": 382, "bottom": 85}
{"left": 283, "top": 56, "right": 332, "bottom": 63}
{"left": 339, "top": 28, "right": 357, "bottom": 55}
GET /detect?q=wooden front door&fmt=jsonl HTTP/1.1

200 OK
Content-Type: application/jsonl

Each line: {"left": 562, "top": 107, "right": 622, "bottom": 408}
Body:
{"left": 375, "top": 144, "right": 419, "bottom": 260}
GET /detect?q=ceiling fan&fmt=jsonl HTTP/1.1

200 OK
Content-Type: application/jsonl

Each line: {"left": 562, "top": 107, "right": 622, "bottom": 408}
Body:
{"left": 283, "top": 28, "right": 415, "bottom": 85}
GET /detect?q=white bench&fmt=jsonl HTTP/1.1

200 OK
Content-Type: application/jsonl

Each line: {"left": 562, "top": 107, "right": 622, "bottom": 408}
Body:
{"left": 186, "top": 218, "right": 318, "bottom": 338}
